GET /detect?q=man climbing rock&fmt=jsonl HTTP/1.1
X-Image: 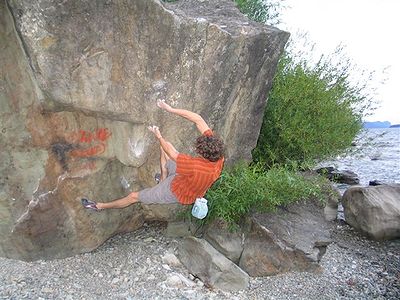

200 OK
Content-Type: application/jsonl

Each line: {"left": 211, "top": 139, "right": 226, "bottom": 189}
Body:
{"left": 82, "top": 99, "right": 224, "bottom": 210}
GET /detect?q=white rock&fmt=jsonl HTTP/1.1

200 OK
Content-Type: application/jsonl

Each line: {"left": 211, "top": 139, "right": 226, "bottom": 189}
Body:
{"left": 161, "top": 253, "right": 182, "bottom": 267}
{"left": 165, "top": 274, "right": 183, "bottom": 288}
{"left": 196, "top": 279, "right": 204, "bottom": 287}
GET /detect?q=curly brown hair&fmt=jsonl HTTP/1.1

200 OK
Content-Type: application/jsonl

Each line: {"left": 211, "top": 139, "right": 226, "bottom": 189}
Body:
{"left": 195, "top": 135, "right": 225, "bottom": 162}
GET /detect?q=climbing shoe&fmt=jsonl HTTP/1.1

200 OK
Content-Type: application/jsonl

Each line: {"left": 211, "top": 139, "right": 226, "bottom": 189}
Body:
{"left": 154, "top": 173, "right": 161, "bottom": 184}
{"left": 81, "top": 198, "right": 99, "bottom": 211}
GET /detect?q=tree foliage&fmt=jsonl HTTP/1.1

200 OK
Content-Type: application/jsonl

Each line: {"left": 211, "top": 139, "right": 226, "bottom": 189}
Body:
{"left": 252, "top": 42, "right": 378, "bottom": 166}
{"left": 233, "top": 0, "right": 378, "bottom": 166}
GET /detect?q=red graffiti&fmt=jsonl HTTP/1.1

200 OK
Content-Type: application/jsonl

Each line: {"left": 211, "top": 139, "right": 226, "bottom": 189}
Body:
{"left": 78, "top": 128, "right": 111, "bottom": 143}
{"left": 96, "top": 128, "right": 111, "bottom": 142}
{"left": 79, "top": 130, "right": 94, "bottom": 143}
{"left": 70, "top": 128, "right": 111, "bottom": 158}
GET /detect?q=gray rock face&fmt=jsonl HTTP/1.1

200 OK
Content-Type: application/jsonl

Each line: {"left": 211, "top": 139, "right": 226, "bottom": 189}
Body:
{"left": 239, "top": 201, "right": 332, "bottom": 276}
{"left": 178, "top": 236, "right": 250, "bottom": 291}
{"left": 6, "top": 0, "right": 289, "bottom": 164}
{"left": 204, "top": 219, "right": 244, "bottom": 264}
{"left": 1, "top": 0, "right": 289, "bottom": 260}
{"left": 342, "top": 184, "right": 400, "bottom": 240}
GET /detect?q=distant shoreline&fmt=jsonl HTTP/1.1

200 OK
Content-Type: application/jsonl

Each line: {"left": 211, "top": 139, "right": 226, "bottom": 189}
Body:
{"left": 363, "top": 121, "right": 400, "bottom": 128}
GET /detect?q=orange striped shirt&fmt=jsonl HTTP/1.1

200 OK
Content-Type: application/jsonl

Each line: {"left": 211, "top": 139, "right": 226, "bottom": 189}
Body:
{"left": 171, "top": 130, "right": 224, "bottom": 205}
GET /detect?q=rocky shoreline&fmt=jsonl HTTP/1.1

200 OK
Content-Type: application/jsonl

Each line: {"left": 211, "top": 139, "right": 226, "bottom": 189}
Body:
{"left": 1, "top": 221, "right": 399, "bottom": 300}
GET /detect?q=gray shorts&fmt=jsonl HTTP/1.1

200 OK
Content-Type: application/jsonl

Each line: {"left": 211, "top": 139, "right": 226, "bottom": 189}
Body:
{"left": 138, "top": 160, "right": 179, "bottom": 204}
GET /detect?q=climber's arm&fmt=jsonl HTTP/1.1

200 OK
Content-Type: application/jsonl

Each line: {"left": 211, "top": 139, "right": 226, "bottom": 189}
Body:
{"left": 148, "top": 126, "right": 178, "bottom": 161}
{"left": 157, "top": 100, "right": 210, "bottom": 135}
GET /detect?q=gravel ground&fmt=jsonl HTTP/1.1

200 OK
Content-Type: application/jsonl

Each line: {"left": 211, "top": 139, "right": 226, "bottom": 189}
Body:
{"left": 0, "top": 221, "right": 399, "bottom": 300}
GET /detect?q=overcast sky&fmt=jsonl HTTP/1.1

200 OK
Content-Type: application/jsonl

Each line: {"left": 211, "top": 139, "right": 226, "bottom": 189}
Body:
{"left": 279, "top": 0, "right": 400, "bottom": 124}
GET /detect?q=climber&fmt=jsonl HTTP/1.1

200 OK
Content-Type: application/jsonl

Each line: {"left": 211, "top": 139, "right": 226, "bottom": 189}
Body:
{"left": 81, "top": 99, "right": 224, "bottom": 210}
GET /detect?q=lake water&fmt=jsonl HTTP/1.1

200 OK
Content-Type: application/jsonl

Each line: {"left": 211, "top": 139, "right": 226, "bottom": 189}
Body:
{"left": 321, "top": 128, "right": 400, "bottom": 186}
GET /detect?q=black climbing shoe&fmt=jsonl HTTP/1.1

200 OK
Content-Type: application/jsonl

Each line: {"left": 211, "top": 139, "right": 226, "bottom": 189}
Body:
{"left": 155, "top": 173, "right": 161, "bottom": 184}
{"left": 81, "top": 198, "right": 99, "bottom": 211}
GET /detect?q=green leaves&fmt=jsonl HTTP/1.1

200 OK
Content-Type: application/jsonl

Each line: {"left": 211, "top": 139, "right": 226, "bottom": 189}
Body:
{"left": 252, "top": 44, "right": 374, "bottom": 166}
{"left": 205, "top": 163, "right": 327, "bottom": 226}
{"left": 234, "top": 0, "right": 282, "bottom": 26}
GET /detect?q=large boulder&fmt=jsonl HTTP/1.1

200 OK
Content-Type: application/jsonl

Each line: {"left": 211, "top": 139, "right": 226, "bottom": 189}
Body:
{"left": 0, "top": 0, "right": 289, "bottom": 260}
{"left": 342, "top": 184, "right": 400, "bottom": 240}
{"left": 239, "top": 200, "right": 332, "bottom": 276}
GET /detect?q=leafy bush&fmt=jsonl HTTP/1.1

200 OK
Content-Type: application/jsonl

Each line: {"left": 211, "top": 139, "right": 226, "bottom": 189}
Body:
{"left": 203, "top": 163, "right": 327, "bottom": 226}
{"left": 252, "top": 44, "right": 378, "bottom": 166}
{"left": 234, "top": 0, "right": 377, "bottom": 166}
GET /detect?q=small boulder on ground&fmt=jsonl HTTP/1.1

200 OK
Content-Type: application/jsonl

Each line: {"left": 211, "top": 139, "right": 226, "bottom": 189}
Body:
{"left": 342, "top": 184, "right": 400, "bottom": 240}
{"left": 369, "top": 180, "right": 385, "bottom": 186}
{"left": 204, "top": 219, "right": 244, "bottom": 264}
{"left": 316, "top": 167, "right": 360, "bottom": 185}
{"left": 177, "top": 236, "right": 250, "bottom": 291}
{"left": 239, "top": 200, "right": 332, "bottom": 277}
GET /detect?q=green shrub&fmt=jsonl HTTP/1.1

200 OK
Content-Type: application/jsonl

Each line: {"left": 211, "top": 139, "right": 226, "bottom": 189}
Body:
{"left": 203, "top": 163, "right": 327, "bottom": 226}
{"left": 252, "top": 43, "right": 378, "bottom": 166}
{"left": 233, "top": 1, "right": 377, "bottom": 166}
